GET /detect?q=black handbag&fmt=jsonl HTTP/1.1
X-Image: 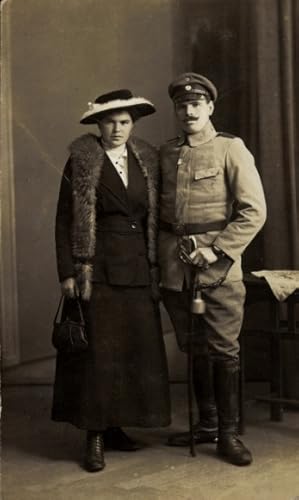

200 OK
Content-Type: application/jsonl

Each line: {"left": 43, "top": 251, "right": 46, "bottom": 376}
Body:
{"left": 52, "top": 295, "right": 88, "bottom": 354}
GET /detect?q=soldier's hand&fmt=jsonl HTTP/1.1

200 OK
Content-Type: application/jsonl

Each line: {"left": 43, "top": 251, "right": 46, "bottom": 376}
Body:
{"left": 189, "top": 247, "right": 218, "bottom": 268}
{"left": 178, "top": 237, "right": 196, "bottom": 265}
{"left": 61, "top": 277, "right": 79, "bottom": 299}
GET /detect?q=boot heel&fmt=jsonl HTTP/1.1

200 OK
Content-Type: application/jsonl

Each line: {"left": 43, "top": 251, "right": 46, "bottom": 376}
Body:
{"left": 84, "top": 431, "right": 105, "bottom": 472}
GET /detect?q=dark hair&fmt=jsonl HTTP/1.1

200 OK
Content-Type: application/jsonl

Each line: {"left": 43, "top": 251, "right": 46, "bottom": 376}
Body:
{"left": 97, "top": 107, "right": 139, "bottom": 124}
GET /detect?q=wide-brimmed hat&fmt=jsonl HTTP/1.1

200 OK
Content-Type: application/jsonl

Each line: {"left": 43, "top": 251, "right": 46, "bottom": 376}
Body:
{"left": 80, "top": 89, "right": 156, "bottom": 124}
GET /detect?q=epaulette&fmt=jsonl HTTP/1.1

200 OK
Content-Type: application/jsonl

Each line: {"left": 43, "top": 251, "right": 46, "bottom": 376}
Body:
{"left": 217, "top": 132, "right": 236, "bottom": 138}
{"left": 166, "top": 135, "right": 182, "bottom": 143}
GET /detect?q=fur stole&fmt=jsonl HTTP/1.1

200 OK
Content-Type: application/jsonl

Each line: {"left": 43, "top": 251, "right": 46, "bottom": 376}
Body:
{"left": 68, "top": 133, "right": 159, "bottom": 297}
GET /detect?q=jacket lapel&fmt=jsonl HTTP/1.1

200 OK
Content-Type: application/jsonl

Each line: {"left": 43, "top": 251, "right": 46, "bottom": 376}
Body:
{"left": 99, "top": 154, "right": 129, "bottom": 213}
{"left": 69, "top": 133, "right": 159, "bottom": 266}
{"left": 128, "top": 137, "right": 159, "bottom": 265}
{"left": 126, "top": 148, "right": 148, "bottom": 212}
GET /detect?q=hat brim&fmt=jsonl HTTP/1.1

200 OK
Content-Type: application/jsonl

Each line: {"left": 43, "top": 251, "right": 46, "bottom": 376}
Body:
{"left": 173, "top": 90, "right": 211, "bottom": 104}
{"left": 80, "top": 98, "right": 156, "bottom": 124}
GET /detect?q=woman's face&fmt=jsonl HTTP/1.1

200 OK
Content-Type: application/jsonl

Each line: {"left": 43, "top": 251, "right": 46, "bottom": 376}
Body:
{"left": 98, "top": 110, "right": 134, "bottom": 149}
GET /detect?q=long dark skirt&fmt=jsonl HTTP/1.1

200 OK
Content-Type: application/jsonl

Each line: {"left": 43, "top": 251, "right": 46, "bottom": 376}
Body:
{"left": 52, "top": 284, "right": 171, "bottom": 430}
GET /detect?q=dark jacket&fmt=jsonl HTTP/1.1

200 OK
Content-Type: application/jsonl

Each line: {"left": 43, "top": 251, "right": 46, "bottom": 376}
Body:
{"left": 55, "top": 133, "right": 159, "bottom": 290}
{"left": 52, "top": 134, "right": 171, "bottom": 429}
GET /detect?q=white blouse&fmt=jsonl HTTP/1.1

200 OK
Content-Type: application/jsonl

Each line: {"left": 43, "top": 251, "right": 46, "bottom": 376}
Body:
{"left": 105, "top": 144, "right": 128, "bottom": 188}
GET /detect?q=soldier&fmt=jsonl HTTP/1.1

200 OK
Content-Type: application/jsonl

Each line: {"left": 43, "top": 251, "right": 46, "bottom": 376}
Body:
{"left": 159, "top": 72, "right": 267, "bottom": 466}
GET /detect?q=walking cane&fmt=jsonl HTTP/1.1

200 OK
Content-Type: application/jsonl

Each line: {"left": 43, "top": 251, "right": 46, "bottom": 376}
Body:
{"left": 179, "top": 238, "right": 206, "bottom": 457}
{"left": 187, "top": 265, "right": 196, "bottom": 457}
{"left": 189, "top": 268, "right": 206, "bottom": 457}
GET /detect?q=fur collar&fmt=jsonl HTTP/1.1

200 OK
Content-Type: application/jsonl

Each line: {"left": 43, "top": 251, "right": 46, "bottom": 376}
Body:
{"left": 69, "top": 133, "right": 159, "bottom": 268}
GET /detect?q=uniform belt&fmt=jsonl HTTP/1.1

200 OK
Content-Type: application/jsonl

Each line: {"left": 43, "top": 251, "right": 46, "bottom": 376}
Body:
{"left": 159, "top": 220, "right": 227, "bottom": 236}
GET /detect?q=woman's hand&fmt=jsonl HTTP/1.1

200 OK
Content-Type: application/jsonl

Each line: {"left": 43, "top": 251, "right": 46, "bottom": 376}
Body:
{"left": 61, "top": 277, "right": 79, "bottom": 299}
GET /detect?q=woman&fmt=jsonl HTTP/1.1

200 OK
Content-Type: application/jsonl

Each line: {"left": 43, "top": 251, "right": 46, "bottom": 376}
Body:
{"left": 52, "top": 89, "right": 171, "bottom": 472}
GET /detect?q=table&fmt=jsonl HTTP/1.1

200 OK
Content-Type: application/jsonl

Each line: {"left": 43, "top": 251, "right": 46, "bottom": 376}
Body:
{"left": 241, "top": 273, "right": 299, "bottom": 424}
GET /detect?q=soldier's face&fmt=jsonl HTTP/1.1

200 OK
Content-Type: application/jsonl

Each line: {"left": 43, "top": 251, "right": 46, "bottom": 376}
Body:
{"left": 175, "top": 98, "right": 214, "bottom": 134}
{"left": 98, "top": 110, "right": 134, "bottom": 149}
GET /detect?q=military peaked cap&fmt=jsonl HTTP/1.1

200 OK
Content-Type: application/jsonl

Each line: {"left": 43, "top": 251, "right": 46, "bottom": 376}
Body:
{"left": 168, "top": 72, "right": 218, "bottom": 103}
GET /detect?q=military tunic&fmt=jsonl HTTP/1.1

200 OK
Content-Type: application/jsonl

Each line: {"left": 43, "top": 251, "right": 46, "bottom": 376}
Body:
{"left": 159, "top": 121, "right": 267, "bottom": 359}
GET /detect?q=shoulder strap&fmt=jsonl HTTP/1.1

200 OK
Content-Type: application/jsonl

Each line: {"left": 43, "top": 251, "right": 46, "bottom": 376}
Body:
{"left": 217, "top": 132, "right": 236, "bottom": 139}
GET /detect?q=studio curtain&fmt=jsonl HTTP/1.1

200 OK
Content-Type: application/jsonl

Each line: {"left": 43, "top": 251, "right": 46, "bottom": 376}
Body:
{"left": 241, "top": 0, "right": 299, "bottom": 269}
{"left": 184, "top": 0, "right": 299, "bottom": 270}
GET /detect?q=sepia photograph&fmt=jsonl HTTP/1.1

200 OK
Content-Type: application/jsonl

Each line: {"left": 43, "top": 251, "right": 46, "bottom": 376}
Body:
{"left": 1, "top": 0, "right": 299, "bottom": 498}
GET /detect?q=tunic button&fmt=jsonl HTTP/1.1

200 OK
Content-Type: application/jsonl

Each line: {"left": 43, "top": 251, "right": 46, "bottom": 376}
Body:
{"left": 131, "top": 222, "right": 137, "bottom": 229}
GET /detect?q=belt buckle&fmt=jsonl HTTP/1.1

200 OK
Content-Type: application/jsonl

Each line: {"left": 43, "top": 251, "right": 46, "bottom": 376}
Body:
{"left": 174, "top": 223, "right": 185, "bottom": 236}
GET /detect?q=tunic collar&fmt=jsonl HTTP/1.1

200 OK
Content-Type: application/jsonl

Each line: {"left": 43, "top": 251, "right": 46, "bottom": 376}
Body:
{"left": 177, "top": 120, "right": 216, "bottom": 147}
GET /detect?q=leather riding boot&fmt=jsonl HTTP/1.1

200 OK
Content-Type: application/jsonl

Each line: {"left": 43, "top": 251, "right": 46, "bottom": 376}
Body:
{"left": 167, "top": 355, "right": 218, "bottom": 447}
{"left": 215, "top": 359, "right": 252, "bottom": 466}
{"left": 84, "top": 431, "right": 105, "bottom": 472}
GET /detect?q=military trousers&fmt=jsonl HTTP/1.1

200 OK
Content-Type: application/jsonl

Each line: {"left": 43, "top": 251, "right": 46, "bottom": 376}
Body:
{"left": 161, "top": 280, "right": 246, "bottom": 361}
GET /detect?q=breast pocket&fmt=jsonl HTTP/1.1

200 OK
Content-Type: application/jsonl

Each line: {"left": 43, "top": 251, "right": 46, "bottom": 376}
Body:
{"left": 193, "top": 166, "right": 219, "bottom": 181}
{"left": 192, "top": 166, "right": 223, "bottom": 202}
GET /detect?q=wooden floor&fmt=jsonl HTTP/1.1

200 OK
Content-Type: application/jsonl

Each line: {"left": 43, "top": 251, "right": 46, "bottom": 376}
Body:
{"left": 2, "top": 379, "right": 299, "bottom": 500}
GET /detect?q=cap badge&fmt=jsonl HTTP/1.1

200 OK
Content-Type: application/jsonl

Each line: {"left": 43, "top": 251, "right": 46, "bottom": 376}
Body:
{"left": 88, "top": 102, "right": 94, "bottom": 110}
{"left": 185, "top": 85, "right": 192, "bottom": 91}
